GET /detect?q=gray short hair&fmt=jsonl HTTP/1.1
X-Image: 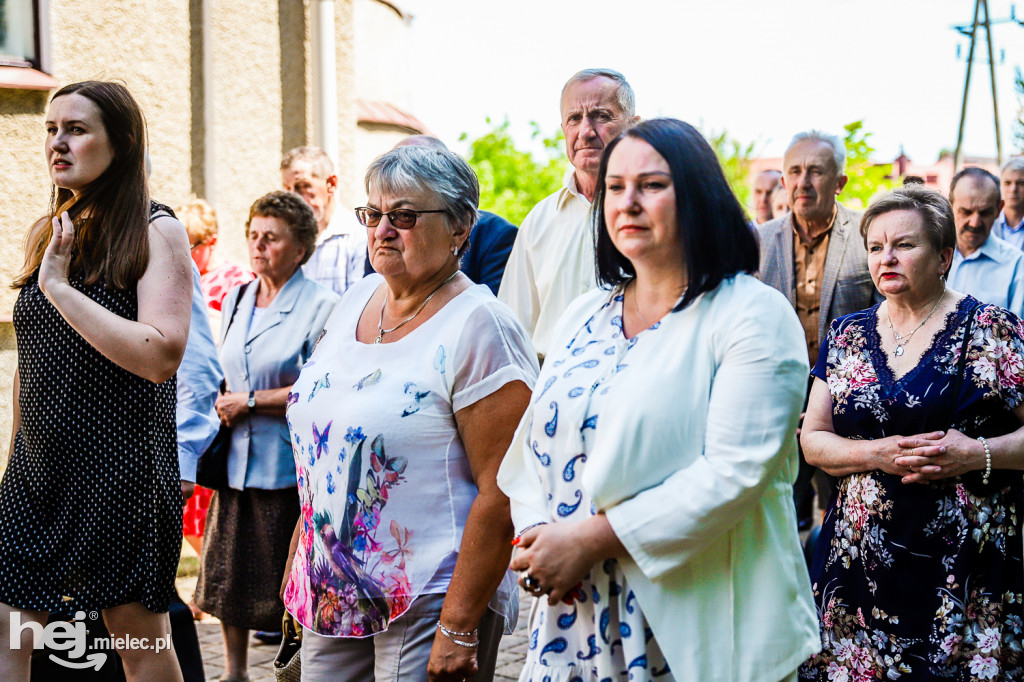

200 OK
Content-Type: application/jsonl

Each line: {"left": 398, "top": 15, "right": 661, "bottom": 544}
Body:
{"left": 561, "top": 68, "right": 635, "bottom": 118}
{"left": 281, "top": 146, "right": 335, "bottom": 179}
{"left": 787, "top": 130, "right": 846, "bottom": 175}
{"left": 365, "top": 146, "right": 479, "bottom": 236}
{"left": 860, "top": 186, "right": 956, "bottom": 269}
{"left": 1002, "top": 156, "right": 1024, "bottom": 175}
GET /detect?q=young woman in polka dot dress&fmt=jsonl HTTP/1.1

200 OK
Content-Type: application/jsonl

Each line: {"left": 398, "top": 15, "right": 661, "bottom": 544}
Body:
{"left": 0, "top": 81, "right": 192, "bottom": 682}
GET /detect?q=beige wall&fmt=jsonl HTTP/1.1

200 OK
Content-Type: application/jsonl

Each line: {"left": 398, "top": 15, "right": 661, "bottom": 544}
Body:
{"left": 0, "top": 90, "right": 51, "bottom": 314}
{"left": 335, "top": 0, "right": 361, "bottom": 211}
{"left": 202, "top": 0, "right": 303, "bottom": 264}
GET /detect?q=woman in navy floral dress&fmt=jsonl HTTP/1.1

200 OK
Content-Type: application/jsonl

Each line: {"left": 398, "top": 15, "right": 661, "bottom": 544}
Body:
{"left": 800, "top": 184, "right": 1024, "bottom": 681}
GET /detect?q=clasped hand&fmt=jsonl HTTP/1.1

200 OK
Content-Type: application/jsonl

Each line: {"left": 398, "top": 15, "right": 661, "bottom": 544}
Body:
{"left": 509, "top": 521, "right": 600, "bottom": 605}
{"left": 215, "top": 392, "right": 249, "bottom": 427}
{"left": 893, "top": 428, "right": 986, "bottom": 484}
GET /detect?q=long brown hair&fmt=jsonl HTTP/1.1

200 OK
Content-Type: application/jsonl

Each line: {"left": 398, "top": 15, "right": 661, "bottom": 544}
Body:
{"left": 14, "top": 81, "right": 150, "bottom": 290}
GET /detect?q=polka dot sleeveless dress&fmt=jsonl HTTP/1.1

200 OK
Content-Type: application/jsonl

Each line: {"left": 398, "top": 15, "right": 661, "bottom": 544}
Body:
{"left": 0, "top": 202, "right": 182, "bottom": 614}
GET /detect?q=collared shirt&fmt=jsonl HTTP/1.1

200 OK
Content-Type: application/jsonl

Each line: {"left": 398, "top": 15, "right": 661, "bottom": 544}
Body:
{"left": 302, "top": 208, "right": 368, "bottom": 296}
{"left": 992, "top": 211, "right": 1024, "bottom": 252}
{"left": 948, "top": 234, "right": 1024, "bottom": 318}
{"left": 792, "top": 209, "right": 837, "bottom": 366}
{"left": 177, "top": 262, "right": 223, "bottom": 482}
{"left": 794, "top": 231, "right": 831, "bottom": 367}
{"left": 498, "top": 168, "right": 595, "bottom": 358}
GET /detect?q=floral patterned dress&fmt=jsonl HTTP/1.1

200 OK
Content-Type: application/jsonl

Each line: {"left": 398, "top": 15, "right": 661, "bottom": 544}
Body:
{"left": 800, "top": 297, "right": 1024, "bottom": 682}
{"left": 518, "top": 290, "right": 672, "bottom": 682}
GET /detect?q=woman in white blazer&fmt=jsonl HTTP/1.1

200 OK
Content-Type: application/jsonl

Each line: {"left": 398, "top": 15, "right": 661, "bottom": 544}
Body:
{"left": 194, "top": 191, "right": 339, "bottom": 682}
{"left": 498, "top": 119, "right": 819, "bottom": 682}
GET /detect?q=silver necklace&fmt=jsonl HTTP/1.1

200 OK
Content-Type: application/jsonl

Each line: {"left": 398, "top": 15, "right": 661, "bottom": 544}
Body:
{"left": 885, "top": 292, "right": 944, "bottom": 357}
{"left": 375, "top": 271, "right": 458, "bottom": 344}
{"left": 630, "top": 282, "right": 653, "bottom": 330}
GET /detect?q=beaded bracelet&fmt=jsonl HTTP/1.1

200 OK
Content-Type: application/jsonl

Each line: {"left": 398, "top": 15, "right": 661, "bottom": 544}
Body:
{"left": 437, "top": 621, "right": 479, "bottom": 648}
{"left": 979, "top": 436, "right": 992, "bottom": 485}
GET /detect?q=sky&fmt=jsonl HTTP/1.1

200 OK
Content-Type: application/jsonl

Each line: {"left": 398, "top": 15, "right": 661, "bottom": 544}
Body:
{"left": 396, "top": 0, "right": 1024, "bottom": 165}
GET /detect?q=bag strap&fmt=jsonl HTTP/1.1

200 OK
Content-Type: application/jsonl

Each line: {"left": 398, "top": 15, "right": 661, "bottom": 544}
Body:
{"left": 223, "top": 281, "right": 251, "bottom": 339}
{"left": 947, "top": 300, "right": 981, "bottom": 428}
{"left": 219, "top": 281, "right": 252, "bottom": 394}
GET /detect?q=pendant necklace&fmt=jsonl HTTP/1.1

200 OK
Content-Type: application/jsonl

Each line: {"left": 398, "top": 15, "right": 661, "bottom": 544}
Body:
{"left": 885, "top": 292, "right": 944, "bottom": 357}
{"left": 376, "top": 270, "right": 458, "bottom": 344}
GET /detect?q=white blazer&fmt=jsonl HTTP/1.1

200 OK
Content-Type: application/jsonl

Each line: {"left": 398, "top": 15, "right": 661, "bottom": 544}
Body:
{"left": 498, "top": 274, "right": 820, "bottom": 682}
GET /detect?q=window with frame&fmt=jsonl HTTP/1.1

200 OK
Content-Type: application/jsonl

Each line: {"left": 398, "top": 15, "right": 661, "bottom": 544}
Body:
{"left": 0, "top": 0, "right": 40, "bottom": 69}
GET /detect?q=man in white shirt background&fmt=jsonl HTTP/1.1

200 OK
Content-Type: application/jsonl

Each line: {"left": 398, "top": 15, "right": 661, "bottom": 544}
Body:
{"left": 281, "top": 146, "right": 367, "bottom": 296}
{"left": 993, "top": 157, "right": 1024, "bottom": 251}
{"left": 948, "top": 166, "right": 1024, "bottom": 318}
{"left": 498, "top": 68, "right": 639, "bottom": 360}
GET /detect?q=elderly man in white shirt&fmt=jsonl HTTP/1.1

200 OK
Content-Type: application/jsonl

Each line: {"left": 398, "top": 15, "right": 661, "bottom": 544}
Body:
{"left": 498, "top": 68, "right": 639, "bottom": 359}
{"left": 948, "top": 166, "right": 1024, "bottom": 318}
{"left": 281, "top": 146, "right": 367, "bottom": 296}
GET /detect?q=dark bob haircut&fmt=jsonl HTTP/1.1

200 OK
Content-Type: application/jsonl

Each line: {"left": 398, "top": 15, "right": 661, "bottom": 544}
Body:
{"left": 594, "top": 118, "right": 759, "bottom": 311}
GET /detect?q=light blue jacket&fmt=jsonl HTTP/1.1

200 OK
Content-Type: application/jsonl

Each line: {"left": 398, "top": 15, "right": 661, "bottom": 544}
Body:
{"left": 220, "top": 269, "right": 339, "bottom": 490}
{"left": 177, "top": 262, "right": 223, "bottom": 482}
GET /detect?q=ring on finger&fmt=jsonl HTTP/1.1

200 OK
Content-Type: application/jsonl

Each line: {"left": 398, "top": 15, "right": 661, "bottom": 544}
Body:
{"left": 523, "top": 573, "right": 543, "bottom": 595}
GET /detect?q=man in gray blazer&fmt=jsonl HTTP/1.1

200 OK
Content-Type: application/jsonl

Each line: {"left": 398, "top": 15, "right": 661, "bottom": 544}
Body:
{"left": 756, "top": 130, "right": 876, "bottom": 529}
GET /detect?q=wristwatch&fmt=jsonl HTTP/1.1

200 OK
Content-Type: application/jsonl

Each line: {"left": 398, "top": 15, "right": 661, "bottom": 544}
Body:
{"left": 247, "top": 390, "right": 256, "bottom": 412}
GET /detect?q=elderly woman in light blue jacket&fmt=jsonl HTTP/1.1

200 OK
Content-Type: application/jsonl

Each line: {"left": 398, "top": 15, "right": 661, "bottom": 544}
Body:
{"left": 195, "top": 191, "right": 339, "bottom": 682}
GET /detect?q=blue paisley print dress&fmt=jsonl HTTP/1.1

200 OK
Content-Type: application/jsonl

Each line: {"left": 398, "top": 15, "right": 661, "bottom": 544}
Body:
{"left": 518, "top": 290, "right": 672, "bottom": 682}
{"left": 800, "top": 297, "right": 1024, "bottom": 681}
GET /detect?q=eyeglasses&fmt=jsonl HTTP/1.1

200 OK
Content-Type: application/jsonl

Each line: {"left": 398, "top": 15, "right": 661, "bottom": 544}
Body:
{"left": 354, "top": 207, "right": 447, "bottom": 229}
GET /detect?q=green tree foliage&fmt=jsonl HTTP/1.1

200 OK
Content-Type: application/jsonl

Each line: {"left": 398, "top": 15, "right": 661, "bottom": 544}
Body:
{"left": 704, "top": 129, "right": 756, "bottom": 210}
{"left": 460, "top": 118, "right": 568, "bottom": 226}
{"left": 842, "top": 121, "right": 896, "bottom": 208}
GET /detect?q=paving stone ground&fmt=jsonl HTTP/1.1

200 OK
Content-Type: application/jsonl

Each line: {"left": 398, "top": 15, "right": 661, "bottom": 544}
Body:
{"left": 179, "top": 575, "right": 531, "bottom": 681}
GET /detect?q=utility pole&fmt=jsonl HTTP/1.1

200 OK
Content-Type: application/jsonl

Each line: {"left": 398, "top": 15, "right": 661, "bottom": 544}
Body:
{"left": 952, "top": 0, "right": 1023, "bottom": 169}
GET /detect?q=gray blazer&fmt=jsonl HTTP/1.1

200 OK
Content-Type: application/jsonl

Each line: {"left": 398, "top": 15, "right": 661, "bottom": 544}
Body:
{"left": 220, "top": 268, "right": 339, "bottom": 490}
{"left": 756, "top": 203, "right": 877, "bottom": 345}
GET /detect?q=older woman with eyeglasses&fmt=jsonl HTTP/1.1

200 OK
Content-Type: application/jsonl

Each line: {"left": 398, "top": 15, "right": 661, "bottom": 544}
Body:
{"left": 282, "top": 146, "right": 538, "bottom": 681}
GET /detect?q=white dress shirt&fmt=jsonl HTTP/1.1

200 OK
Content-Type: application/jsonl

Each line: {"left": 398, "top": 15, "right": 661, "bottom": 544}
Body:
{"left": 497, "top": 169, "right": 595, "bottom": 358}
{"left": 302, "top": 208, "right": 368, "bottom": 296}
